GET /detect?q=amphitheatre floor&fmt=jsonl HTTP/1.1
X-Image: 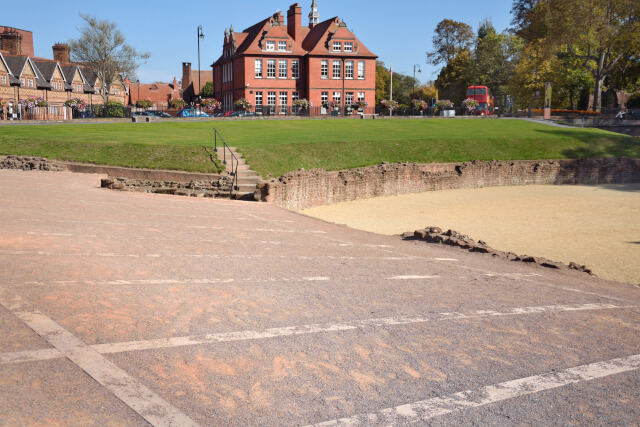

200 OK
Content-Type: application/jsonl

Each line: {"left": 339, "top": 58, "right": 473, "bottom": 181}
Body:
{"left": 1, "top": 170, "right": 639, "bottom": 426}
{"left": 302, "top": 184, "right": 640, "bottom": 284}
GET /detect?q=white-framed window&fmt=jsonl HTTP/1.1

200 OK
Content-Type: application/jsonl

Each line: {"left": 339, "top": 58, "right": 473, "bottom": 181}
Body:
{"left": 255, "top": 91, "right": 263, "bottom": 106}
{"left": 267, "top": 91, "right": 276, "bottom": 106}
{"left": 267, "top": 59, "right": 276, "bottom": 78}
{"left": 357, "top": 92, "right": 365, "bottom": 102}
{"left": 333, "top": 91, "right": 341, "bottom": 105}
{"left": 321, "top": 60, "right": 328, "bottom": 78}
{"left": 345, "top": 92, "right": 354, "bottom": 106}
{"left": 321, "top": 91, "right": 328, "bottom": 110}
{"left": 279, "top": 91, "right": 288, "bottom": 113}
{"left": 344, "top": 42, "right": 353, "bottom": 52}
{"left": 278, "top": 41, "right": 287, "bottom": 51}
{"left": 255, "top": 59, "right": 263, "bottom": 78}
{"left": 279, "top": 60, "right": 287, "bottom": 79}
{"left": 27, "top": 78, "right": 34, "bottom": 87}
{"left": 333, "top": 41, "right": 341, "bottom": 52}
{"left": 266, "top": 41, "right": 275, "bottom": 51}
{"left": 345, "top": 61, "right": 354, "bottom": 79}
{"left": 333, "top": 60, "right": 341, "bottom": 79}
{"left": 292, "top": 60, "right": 299, "bottom": 79}
{"left": 358, "top": 61, "right": 365, "bottom": 79}
{"left": 292, "top": 91, "right": 299, "bottom": 102}
{"left": 20, "top": 77, "right": 25, "bottom": 85}
{"left": 1, "top": 75, "right": 6, "bottom": 85}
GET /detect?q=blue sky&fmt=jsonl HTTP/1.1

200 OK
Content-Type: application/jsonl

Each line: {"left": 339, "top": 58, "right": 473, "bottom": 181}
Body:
{"left": 4, "top": 0, "right": 515, "bottom": 84}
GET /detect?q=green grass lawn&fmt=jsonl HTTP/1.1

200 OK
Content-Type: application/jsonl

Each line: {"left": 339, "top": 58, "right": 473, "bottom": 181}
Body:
{"left": 1, "top": 118, "right": 638, "bottom": 178}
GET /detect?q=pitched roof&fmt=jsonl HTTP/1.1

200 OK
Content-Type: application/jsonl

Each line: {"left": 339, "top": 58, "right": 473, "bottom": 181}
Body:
{"left": 32, "top": 60, "right": 59, "bottom": 80}
{"left": 213, "top": 11, "right": 376, "bottom": 65}
{"left": 3, "top": 56, "right": 51, "bottom": 88}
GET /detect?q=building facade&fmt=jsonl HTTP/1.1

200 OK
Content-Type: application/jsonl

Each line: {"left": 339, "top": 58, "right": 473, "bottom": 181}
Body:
{"left": 0, "top": 26, "right": 127, "bottom": 120}
{"left": 181, "top": 62, "right": 213, "bottom": 103}
{"left": 211, "top": 1, "right": 377, "bottom": 112}
{"left": 127, "top": 77, "right": 181, "bottom": 107}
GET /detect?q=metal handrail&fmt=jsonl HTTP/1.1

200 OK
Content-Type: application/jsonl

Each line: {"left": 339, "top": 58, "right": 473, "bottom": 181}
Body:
{"left": 212, "top": 128, "right": 239, "bottom": 197}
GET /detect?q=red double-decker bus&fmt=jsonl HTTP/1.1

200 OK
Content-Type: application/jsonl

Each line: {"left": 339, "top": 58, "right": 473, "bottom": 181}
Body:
{"left": 466, "top": 86, "right": 495, "bottom": 115}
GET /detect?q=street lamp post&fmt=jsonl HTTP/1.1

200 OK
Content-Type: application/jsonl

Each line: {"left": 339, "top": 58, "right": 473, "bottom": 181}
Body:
{"left": 412, "top": 64, "right": 421, "bottom": 98}
{"left": 197, "top": 25, "right": 205, "bottom": 103}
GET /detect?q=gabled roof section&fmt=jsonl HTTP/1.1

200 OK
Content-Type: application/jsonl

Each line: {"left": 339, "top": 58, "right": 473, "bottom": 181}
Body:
{"left": 303, "top": 18, "right": 376, "bottom": 58}
{"left": 3, "top": 56, "right": 51, "bottom": 88}
{"left": 0, "top": 50, "right": 13, "bottom": 76}
{"left": 33, "top": 60, "right": 64, "bottom": 82}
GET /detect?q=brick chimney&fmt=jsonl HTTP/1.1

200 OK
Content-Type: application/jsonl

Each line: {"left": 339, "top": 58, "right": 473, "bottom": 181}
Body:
{"left": 52, "top": 43, "right": 70, "bottom": 64}
{"left": 173, "top": 77, "right": 178, "bottom": 90}
{"left": 287, "top": 3, "right": 302, "bottom": 41}
{"left": 0, "top": 30, "right": 22, "bottom": 55}
{"left": 182, "top": 62, "right": 191, "bottom": 90}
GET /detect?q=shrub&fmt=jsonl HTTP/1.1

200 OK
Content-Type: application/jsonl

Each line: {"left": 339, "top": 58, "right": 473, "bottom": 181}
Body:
{"left": 626, "top": 93, "right": 640, "bottom": 110}
{"left": 170, "top": 99, "right": 186, "bottom": 109}
{"left": 462, "top": 98, "right": 479, "bottom": 114}
{"left": 380, "top": 99, "right": 399, "bottom": 110}
{"left": 19, "top": 96, "right": 48, "bottom": 108}
{"left": 436, "top": 99, "right": 454, "bottom": 110}
{"left": 65, "top": 97, "right": 87, "bottom": 110}
{"left": 106, "top": 101, "right": 125, "bottom": 118}
{"left": 411, "top": 99, "right": 427, "bottom": 110}
{"left": 293, "top": 99, "right": 313, "bottom": 109}
{"left": 136, "top": 98, "right": 153, "bottom": 109}
{"left": 234, "top": 98, "right": 253, "bottom": 110}
{"left": 200, "top": 98, "right": 221, "bottom": 110}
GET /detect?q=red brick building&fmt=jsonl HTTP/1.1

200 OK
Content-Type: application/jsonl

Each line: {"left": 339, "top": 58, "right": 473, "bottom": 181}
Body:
{"left": 211, "top": 1, "right": 377, "bottom": 113}
{"left": 0, "top": 26, "right": 128, "bottom": 120}
{"left": 127, "top": 77, "right": 181, "bottom": 107}
{"left": 181, "top": 62, "right": 212, "bottom": 103}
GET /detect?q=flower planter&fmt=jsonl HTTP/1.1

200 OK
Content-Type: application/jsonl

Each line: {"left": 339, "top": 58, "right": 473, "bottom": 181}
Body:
{"left": 440, "top": 110, "right": 455, "bottom": 117}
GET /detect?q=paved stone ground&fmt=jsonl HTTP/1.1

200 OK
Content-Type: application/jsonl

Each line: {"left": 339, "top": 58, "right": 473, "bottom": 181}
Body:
{"left": 1, "top": 170, "right": 639, "bottom": 426}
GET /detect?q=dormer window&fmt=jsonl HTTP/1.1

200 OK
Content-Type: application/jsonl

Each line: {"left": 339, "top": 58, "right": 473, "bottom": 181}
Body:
{"left": 333, "top": 41, "right": 341, "bottom": 52}
{"left": 27, "top": 78, "right": 34, "bottom": 87}
{"left": 344, "top": 42, "right": 353, "bottom": 52}
{"left": 266, "top": 41, "right": 275, "bottom": 51}
{"left": 278, "top": 41, "right": 287, "bottom": 51}
{"left": 20, "top": 77, "right": 25, "bottom": 85}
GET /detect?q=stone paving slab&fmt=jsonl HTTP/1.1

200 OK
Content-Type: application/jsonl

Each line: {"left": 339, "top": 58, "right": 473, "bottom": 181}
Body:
{"left": 1, "top": 169, "right": 640, "bottom": 426}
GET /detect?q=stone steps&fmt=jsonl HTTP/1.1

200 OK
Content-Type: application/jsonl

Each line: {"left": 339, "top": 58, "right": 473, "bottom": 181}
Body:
{"left": 220, "top": 147, "right": 261, "bottom": 200}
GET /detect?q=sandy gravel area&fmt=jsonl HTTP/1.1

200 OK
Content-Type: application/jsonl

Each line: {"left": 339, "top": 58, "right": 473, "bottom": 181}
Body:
{"left": 301, "top": 184, "right": 640, "bottom": 284}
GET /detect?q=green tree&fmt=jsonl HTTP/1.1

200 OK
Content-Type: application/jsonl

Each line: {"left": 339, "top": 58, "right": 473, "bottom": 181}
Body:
{"left": 475, "top": 20, "right": 524, "bottom": 108}
{"left": 427, "top": 19, "right": 476, "bottom": 66}
{"left": 375, "top": 61, "right": 390, "bottom": 103}
{"left": 435, "top": 50, "right": 474, "bottom": 105}
{"left": 512, "top": 0, "right": 640, "bottom": 111}
{"left": 200, "top": 81, "right": 214, "bottom": 98}
{"left": 69, "top": 14, "right": 150, "bottom": 103}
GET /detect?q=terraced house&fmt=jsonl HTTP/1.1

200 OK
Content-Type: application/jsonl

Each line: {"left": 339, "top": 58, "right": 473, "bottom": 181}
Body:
{"left": 0, "top": 27, "right": 127, "bottom": 120}
{"left": 212, "top": 1, "right": 377, "bottom": 114}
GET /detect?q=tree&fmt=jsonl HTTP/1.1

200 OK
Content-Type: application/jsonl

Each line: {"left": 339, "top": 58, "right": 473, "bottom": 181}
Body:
{"left": 375, "top": 61, "right": 390, "bottom": 104}
{"left": 427, "top": 19, "right": 476, "bottom": 66}
{"left": 435, "top": 49, "right": 475, "bottom": 106}
{"left": 69, "top": 14, "right": 150, "bottom": 103}
{"left": 511, "top": 0, "right": 640, "bottom": 111}
{"left": 200, "top": 81, "right": 214, "bottom": 98}
{"left": 475, "top": 20, "right": 524, "bottom": 108}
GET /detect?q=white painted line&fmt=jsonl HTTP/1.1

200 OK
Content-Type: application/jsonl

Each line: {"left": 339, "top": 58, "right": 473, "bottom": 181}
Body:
{"left": 2, "top": 303, "right": 629, "bottom": 365}
{"left": 0, "top": 289, "right": 199, "bottom": 427}
{"left": 388, "top": 275, "right": 439, "bottom": 280}
{"left": 304, "top": 277, "right": 331, "bottom": 281}
{"left": 309, "top": 353, "right": 640, "bottom": 426}
{"left": 0, "top": 348, "right": 63, "bottom": 364}
{"left": 434, "top": 258, "right": 459, "bottom": 262}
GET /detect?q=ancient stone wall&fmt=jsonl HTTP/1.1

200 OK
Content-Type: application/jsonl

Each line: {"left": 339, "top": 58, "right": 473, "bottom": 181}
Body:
{"left": 257, "top": 157, "right": 640, "bottom": 211}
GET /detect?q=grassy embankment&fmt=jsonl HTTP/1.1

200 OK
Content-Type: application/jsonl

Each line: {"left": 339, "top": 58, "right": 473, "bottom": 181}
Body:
{"left": 1, "top": 119, "right": 638, "bottom": 178}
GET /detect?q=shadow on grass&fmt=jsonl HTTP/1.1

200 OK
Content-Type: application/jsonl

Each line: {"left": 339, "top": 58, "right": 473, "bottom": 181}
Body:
{"left": 534, "top": 128, "right": 640, "bottom": 159}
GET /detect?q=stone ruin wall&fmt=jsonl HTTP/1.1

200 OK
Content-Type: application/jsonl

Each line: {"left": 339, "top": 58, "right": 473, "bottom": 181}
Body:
{"left": 257, "top": 157, "right": 640, "bottom": 211}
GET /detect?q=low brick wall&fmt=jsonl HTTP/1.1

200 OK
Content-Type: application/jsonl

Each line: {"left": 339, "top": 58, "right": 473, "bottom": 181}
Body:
{"left": 257, "top": 157, "right": 640, "bottom": 211}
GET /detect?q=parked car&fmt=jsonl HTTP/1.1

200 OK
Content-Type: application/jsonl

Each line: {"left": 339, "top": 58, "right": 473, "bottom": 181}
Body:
{"left": 622, "top": 109, "right": 640, "bottom": 120}
{"left": 176, "top": 109, "right": 211, "bottom": 118}
{"left": 147, "top": 110, "right": 172, "bottom": 118}
{"left": 214, "top": 111, "right": 234, "bottom": 117}
{"left": 229, "top": 110, "right": 258, "bottom": 117}
{"left": 132, "top": 111, "right": 153, "bottom": 117}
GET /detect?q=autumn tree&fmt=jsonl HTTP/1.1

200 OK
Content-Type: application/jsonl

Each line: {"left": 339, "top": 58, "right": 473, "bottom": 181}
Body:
{"left": 69, "top": 14, "right": 150, "bottom": 103}
{"left": 511, "top": 0, "right": 640, "bottom": 111}
{"left": 427, "top": 19, "right": 476, "bottom": 66}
